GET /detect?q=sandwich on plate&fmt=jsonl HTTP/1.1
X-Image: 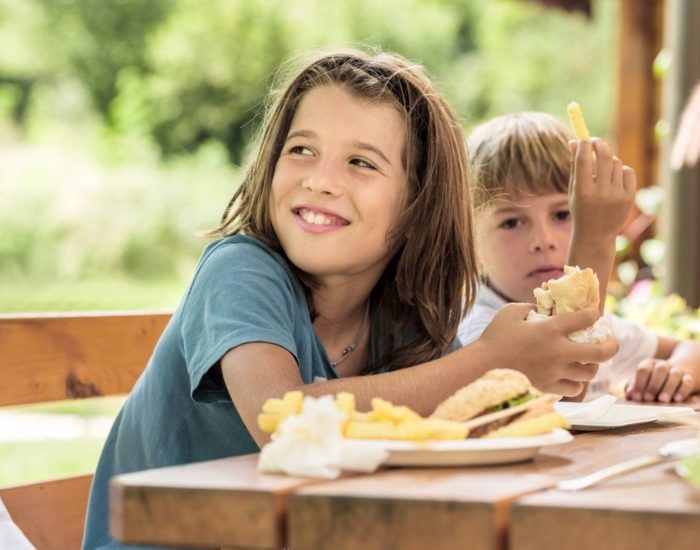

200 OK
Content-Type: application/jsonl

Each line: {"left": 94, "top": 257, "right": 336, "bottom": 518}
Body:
{"left": 430, "top": 368, "right": 570, "bottom": 438}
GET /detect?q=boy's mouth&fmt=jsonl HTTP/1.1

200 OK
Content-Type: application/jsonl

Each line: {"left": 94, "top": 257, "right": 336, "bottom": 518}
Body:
{"left": 527, "top": 266, "right": 564, "bottom": 281}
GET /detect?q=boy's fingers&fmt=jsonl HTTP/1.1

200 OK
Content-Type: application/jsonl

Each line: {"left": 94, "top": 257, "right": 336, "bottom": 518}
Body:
{"left": 622, "top": 165, "right": 637, "bottom": 194}
{"left": 658, "top": 367, "right": 684, "bottom": 403}
{"left": 611, "top": 157, "right": 623, "bottom": 187}
{"left": 593, "top": 139, "right": 613, "bottom": 184}
{"left": 644, "top": 361, "right": 670, "bottom": 401}
{"left": 574, "top": 140, "right": 593, "bottom": 185}
{"left": 627, "top": 360, "right": 654, "bottom": 400}
{"left": 673, "top": 374, "right": 695, "bottom": 402}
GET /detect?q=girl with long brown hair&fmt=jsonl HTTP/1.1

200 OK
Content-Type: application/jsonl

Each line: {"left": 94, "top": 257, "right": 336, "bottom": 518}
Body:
{"left": 84, "top": 49, "right": 616, "bottom": 549}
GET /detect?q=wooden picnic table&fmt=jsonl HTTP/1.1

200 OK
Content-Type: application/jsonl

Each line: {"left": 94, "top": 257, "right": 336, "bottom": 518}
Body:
{"left": 110, "top": 413, "right": 700, "bottom": 550}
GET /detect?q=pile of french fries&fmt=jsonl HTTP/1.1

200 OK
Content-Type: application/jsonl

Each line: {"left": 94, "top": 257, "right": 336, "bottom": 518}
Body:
{"left": 258, "top": 391, "right": 468, "bottom": 441}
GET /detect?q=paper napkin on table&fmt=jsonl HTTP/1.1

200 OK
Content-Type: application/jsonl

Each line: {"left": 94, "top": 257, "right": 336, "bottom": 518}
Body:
{"left": 526, "top": 311, "right": 612, "bottom": 344}
{"left": 258, "top": 394, "right": 388, "bottom": 479}
{"left": 554, "top": 394, "right": 618, "bottom": 422}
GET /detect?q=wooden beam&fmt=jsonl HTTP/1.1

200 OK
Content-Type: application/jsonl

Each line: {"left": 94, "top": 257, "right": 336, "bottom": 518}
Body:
{"left": 662, "top": 0, "right": 700, "bottom": 307}
{"left": 0, "top": 311, "right": 170, "bottom": 407}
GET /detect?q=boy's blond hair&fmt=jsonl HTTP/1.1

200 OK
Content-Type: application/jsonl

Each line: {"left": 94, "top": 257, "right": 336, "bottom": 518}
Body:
{"left": 468, "top": 112, "right": 573, "bottom": 209}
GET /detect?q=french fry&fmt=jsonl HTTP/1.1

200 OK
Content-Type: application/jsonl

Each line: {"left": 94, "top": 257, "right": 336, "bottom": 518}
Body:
{"left": 567, "top": 101, "right": 591, "bottom": 140}
{"left": 346, "top": 421, "right": 397, "bottom": 439}
{"left": 258, "top": 391, "right": 468, "bottom": 440}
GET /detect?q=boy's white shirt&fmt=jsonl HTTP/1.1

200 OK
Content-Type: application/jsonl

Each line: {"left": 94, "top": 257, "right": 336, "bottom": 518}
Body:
{"left": 458, "top": 285, "right": 659, "bottom": 400}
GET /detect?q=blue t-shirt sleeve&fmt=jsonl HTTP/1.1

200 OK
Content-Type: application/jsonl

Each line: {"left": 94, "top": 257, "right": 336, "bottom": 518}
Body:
{"left": 179, "top": 240, "right": 302, "bottom": 403}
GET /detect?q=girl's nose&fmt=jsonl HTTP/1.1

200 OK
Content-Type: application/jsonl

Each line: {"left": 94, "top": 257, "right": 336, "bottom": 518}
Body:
{"left": 303, "top": 163, "right": 342, "bottom": 196}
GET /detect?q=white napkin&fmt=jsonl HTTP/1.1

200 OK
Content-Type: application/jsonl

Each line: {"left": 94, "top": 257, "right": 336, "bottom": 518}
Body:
{"left": 526, "top": 311, "right": 612, "bottom": 343}
{"left": 554, "top": 394, "right": 618, "bottom": 422}
{"left": 258, "top": 395, "right": 388, "bottom": 479}
{"left": 0, "top": 498, "right": 36, "bottom": 550}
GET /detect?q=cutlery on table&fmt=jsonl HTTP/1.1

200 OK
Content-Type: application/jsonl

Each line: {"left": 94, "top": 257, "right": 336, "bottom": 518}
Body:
{"left": 556, "top": 438, "right": 699, "bottom": 491}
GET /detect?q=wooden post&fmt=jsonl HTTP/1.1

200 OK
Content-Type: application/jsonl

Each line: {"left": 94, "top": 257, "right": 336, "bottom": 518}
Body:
{"left": 661, "top": 0, "right": 700, "bottom": 306}
{"left": 614, "top": 0, "right": 664, "bottom": 262}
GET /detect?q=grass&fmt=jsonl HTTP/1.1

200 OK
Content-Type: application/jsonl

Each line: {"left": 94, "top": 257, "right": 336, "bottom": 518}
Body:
{"left": 0, "top": 438, "right": 107, "bottom": 486}
{"left": 0, "top": 275, "right": 188, "bottom": 313}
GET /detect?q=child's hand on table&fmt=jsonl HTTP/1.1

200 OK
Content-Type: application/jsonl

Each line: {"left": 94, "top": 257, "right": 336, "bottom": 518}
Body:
{"left": 625, "top": 358, "right": 696, "bottom": 403}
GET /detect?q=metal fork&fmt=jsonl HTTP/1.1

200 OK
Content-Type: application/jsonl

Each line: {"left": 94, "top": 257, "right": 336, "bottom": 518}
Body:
{"left": 556, "top": 439, "right": 697, "bottom": 491}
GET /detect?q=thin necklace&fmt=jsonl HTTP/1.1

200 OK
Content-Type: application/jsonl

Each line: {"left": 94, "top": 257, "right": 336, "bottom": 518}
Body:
{"left": 330, "top": 304, "right": 370, "bottom": 368}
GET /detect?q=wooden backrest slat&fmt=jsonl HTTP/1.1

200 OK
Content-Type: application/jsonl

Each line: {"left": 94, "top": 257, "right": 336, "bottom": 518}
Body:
{"left": 0, "top": 312, "right": 171, "bottom": 407}
{"left": 0, "top": 474, "right": 93, "bottom": 550}
{"left": 1, "top": 311, "right": 170, "bottom": 548}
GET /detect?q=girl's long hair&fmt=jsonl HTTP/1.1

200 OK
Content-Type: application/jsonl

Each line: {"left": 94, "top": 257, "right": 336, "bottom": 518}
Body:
{"left": 210, "top": 48, "right": 479, "bottom": 373}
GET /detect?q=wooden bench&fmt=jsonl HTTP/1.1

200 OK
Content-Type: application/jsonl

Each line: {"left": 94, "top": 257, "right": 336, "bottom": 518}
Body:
{"left": 0, "top": 311, "right": 170, "bottom": 550}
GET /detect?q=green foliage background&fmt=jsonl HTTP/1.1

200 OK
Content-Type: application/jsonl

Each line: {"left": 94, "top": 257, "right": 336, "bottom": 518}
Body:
{"left": 0, "top": 0, "right": 616, "bottom": 311}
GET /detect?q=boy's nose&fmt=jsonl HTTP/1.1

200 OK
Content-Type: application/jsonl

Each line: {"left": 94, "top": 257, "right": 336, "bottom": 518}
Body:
{"left": 530, "top": 227, "right": 558, "bottom": 252}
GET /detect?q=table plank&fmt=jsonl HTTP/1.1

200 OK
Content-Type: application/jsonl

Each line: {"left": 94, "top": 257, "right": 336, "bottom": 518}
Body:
{"left": 511, "top": 436, "right": 700, "bottom": 550}
{"left": 110, "top": 454, "right": 328, "bottom": 549}
{"left": 288, "top": 423, "right": 699, "bottom": 550}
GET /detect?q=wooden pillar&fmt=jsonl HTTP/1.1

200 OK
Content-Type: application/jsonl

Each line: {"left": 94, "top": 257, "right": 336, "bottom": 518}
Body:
{"left": 614, "top": 0, "right": 664, "bottom": 271}
{"left": 661, "top": 0, "right": 700, "bottom": 306}
{"left": 614, "top": 0, "right": 664, "bottom": 191}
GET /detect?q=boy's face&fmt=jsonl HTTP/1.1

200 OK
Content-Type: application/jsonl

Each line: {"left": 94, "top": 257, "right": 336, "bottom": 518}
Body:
{"left": 475, "top": 192, "right": 572, "bottom": 303}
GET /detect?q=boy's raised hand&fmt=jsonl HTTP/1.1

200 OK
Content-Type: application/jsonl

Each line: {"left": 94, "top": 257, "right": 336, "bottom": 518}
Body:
{"left": 478, "top": 303, "right": 619, "bottom": 397}
{"left": 567, "top": 139, "right": 637, "bottom": 312}
{"left": 569, "top": 139, "right": 637, "bottom": 240}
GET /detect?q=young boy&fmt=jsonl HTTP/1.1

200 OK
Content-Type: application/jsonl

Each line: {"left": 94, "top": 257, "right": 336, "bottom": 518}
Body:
{"left": 460, "top": 112, "right": 700, "bottom": 403}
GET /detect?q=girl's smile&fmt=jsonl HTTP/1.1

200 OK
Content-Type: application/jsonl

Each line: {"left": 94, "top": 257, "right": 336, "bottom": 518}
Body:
{"left": 292, "top": 204, "right": 350, "bottom": 234}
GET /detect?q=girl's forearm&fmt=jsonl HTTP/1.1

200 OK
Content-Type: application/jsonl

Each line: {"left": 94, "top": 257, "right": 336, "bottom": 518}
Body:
{"left": 291, "top": 342, "right": 496, "bottom": 417}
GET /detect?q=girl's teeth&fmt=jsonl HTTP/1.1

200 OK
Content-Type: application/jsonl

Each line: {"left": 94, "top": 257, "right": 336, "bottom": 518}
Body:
{"left": 301, "top": 209, "right": 334, "bottom": 225}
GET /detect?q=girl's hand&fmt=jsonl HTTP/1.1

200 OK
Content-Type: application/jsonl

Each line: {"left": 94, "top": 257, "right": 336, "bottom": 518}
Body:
{"left": 625, "top": 358, "right": 695, "bottom": 403}
{"left": 478, "top": 304, "right": 618, "bottom": 397}
{"left": 569, "top": 139, "right": 636, "bottom": 242}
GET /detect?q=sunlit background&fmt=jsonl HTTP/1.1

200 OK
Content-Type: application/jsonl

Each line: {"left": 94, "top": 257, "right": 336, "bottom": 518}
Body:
{"left": 2, "top": 0, "right": 699, "bottom": 486}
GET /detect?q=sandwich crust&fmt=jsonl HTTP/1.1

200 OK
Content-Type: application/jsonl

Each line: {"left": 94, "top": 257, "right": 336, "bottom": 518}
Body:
{"left": 534, "top": 265, "right": 599, "bottom": 316}
{"left": 430, "top": 368, "right": 531, "bottom": 422}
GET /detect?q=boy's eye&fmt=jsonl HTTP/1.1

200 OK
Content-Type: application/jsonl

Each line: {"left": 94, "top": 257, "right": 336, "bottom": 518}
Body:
{"left": 499, "top": 218, "right": 521, "bottom": 229}
{"left": 350, "top": 157, "right": 376, "bottom": 170}
{"left": 554, "top": 210, "right": 571, "bottom": 221}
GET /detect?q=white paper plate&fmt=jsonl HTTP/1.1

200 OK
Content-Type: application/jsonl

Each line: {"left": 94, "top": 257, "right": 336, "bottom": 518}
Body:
{"left": 554, "top": 402, "right": 696, "bottom": 431}
{"left": 356, "top": 428, "right": 573, "bottom": 467}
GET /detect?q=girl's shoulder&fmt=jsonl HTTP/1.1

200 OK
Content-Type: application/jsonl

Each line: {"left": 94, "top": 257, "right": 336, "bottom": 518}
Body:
{"left": 199, "top": 234, "right": 290, "bottom": 275}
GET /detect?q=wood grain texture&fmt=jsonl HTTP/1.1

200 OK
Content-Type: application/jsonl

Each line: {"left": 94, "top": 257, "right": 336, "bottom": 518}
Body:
{"left": 511, "top": 462, "right": 700, "bottom": 550}
{"left": 110, "top": 454, "right": 326, "bottom": 549}
{"left": 288, "top": 423, "right": 700, "bottom": 550}
{"left": 0, "top": 311, "right": 170, "bottom": 406}
{"left": 0, "top": 475, "right": 93, "bottom": 550}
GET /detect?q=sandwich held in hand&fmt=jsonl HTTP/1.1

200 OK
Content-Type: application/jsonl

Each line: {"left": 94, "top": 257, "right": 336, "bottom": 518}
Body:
{"left": 430, "top": 369, "right": 570, "bottom": 438}
{"left": 528, "top": 265, "right": 612, "bottom": 343}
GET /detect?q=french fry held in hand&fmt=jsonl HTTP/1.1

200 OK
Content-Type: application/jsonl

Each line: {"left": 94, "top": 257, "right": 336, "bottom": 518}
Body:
{"left": 567, "top": 101, "right": 591, "bottom": 140}
{"left": 257, "top": 391, "right": 468, "bottom": 440}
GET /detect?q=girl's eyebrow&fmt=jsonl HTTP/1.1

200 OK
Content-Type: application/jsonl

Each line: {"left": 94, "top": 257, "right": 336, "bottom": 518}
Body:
{"left": 286, "top": 129, "right": 315, "bottom": 142}
{"left": 351, "top": 140, "right": 391, "bottom": 166}
{"left": 285, "top": 129, "right": 391, "bottom": 166}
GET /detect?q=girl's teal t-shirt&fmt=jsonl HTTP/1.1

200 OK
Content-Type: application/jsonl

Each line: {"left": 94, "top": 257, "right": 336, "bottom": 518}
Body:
{"left": 83, "top": 235, "right": 385, "bottom": 549}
